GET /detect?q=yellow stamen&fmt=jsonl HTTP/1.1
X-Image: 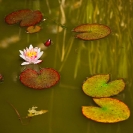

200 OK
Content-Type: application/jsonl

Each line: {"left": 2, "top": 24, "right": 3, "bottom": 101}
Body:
{"left": 26, "top": 51, "right": 37, "bottom": 57}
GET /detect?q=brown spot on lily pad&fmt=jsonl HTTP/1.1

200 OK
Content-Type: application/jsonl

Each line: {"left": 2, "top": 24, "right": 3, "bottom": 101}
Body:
{"left": 5, "top": 9, "right": 43, "bottom": 27}
{"left": 26, "top": 25, "right": 41, "bottom": 33}
{"left": 82, "top": 98, "right": 130, "bottom": 123}
{"left": 82, "top": 74, "right": 125, "bottom": 98}
{"left": 73, "top": 24, "right": 111, "bottom": 40}
{"left": 20, "top": 68, "right": 60, "bottom": 89}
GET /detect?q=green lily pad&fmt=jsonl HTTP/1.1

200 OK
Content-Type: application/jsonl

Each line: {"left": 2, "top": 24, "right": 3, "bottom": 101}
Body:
{"left": 5, "top": 9, "right": 43, "bottom": 27}
{"left": 82, "top": 98, "right": 130, "bottom": 123}
{"left": 73, "top": 24, "right": 111, "bottom": 40}
{"left": 82, "top": 74, "right": 125, "bottom": 98}
{"left": 20, "top": 68, "right": 60, "bottom": 89}
{"left": 26, "top": 25, "right": 41, "bottom": 33}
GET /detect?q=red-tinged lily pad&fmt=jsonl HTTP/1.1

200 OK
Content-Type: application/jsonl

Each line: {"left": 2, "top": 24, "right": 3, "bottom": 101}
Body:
{"left": 5, "top": 9, "right": 31, "bottom": 24}
{"left": 73, "top": 24, "right": 111, "bottom": 40}
{"left": 26, "top": 25, "right": 41, "bottom": 33}
{"left": 20, "top": 68, "right": 60, "bottom": 89}
{"left": 82, "top": 98, "right": 130, "bottom": 123}
{"left": 82, "top": 74, "right": 125, "bottom": 98}
{"left": 5, "top": 9, "right": 43, "bottom": 27}
{"left": 0, "top": 74, "right": 3, "bottom": 81}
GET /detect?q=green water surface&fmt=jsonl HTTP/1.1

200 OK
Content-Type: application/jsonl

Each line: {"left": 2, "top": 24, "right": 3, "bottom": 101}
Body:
{"left": 0, "top": 0, "right": 133, "bottom": 133}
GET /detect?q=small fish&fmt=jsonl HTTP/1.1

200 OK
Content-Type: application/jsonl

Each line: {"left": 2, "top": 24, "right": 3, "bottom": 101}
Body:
{"left": 44, "top": 39, "right": 52, "bottom": 47}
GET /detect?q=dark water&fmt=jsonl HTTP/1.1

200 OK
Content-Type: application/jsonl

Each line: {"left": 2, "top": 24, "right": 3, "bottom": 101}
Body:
{"left": 0, "top": 0, "right": 133, "bottom": 133}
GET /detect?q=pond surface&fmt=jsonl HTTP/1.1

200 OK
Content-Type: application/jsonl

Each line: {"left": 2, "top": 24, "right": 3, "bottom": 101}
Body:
{"left": 0, "top": 0, "right": 133, "bottom": 133}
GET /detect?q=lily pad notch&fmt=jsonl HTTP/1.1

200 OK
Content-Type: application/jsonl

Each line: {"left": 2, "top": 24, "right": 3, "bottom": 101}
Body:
{"left": 82, "top": 98, "right": 130, "bottom": 123}
{"left": 5, "top": 9, "right": 43, "bottom": 27}
{"left": 82, "top": 74, "right": 125, "bottom": 98}
{"left": 82, "top": 74, "right": 130, "bottom": 123}
{"left": 73, "top": 24, "right": 111, "bottom": 41}
{"left": 5, "top": 9, "right": 43, "bottom": 33}
{"left": 20, "top": 68, "right": 60, "bottom": 90}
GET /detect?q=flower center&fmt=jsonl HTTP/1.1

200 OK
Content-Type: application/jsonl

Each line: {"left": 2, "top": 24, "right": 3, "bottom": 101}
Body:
{"left": 26, "top": 51, "right": 37, "bottom": 58}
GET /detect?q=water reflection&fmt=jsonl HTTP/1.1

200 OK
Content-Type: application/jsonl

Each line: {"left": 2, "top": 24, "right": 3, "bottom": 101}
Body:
{"left": 0, "top": 35, "right": 20, "bottom": 48}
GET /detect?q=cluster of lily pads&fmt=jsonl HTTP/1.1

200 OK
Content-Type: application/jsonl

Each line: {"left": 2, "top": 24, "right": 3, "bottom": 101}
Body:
{"left": 5, "top": 9, "right": 43, "bottom": 33}
{"left": 4, "top": 9, "right": 130, "bottom": 124}
{"left": 5, "top": 9, "right": 111, "bottom": 40}
{"left": 82, "top": 74, "right": 130, "bottom": 123}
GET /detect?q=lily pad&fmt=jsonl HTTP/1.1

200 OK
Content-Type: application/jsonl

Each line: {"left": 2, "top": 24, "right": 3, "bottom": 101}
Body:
{"left": 20, "top": 68, "right": 60, "bottom": 89}
{"left": 82, "top": 98, "right": 130, "bottom": 123}
{"left": 73, "top": 24, "right": 111, "bottom": 40}
{"left": 5, "top": 9, "right": 43, "bottom": 27}
{"left": 26, "top": 25, "right": 41, "bottom": 33}
{"left": 82, "top": 74, "right": 125, "bottom": 98}
{"left": 5, "top": 9, "right": 31, "bottom": 24}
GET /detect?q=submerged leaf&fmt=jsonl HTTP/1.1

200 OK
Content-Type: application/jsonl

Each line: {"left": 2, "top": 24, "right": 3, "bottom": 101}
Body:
{"left": 20, "top": 68, "right": 60, "bottom": 89}
{"left": 82, "top": 74, "right": 125, "bottom": 98}
{"left": 5, "top": 9, "right": 43, "bottom": 27}
{"left": 82, "top": 98, "right": 130, "bottom": 123}
{"left": 73, "top": 24, "right": 111, "bottom": 40}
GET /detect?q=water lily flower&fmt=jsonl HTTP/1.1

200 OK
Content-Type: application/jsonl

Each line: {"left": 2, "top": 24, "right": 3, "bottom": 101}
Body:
{"left": 19, "top": 44, "right": 43, "bottom": 65}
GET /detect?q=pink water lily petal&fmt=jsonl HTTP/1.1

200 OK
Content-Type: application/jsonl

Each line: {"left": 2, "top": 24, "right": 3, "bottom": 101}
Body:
{"left": 19, "top": 50, "right": 23, "bottom": 55}
{"left": 29, "top": 44, "right": 33, "bottom": 50}
{"left": 34, "top": 60, "right": 42, "bottom": 64}
{"left": 21, "top": 62, "right": 30, "bottom": 65}
{"left": 37, "top": 48, "right": 41, "bottom": 53}
{"left": 20, "top": 54, "right": 26, "bottom": 60}
{"left": 36, "top": 51, "right": 43, "bottom": 59}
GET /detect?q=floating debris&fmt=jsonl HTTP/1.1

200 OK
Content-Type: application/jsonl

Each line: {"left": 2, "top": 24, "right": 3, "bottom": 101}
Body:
{"left": 20, "top": 68, "right": 60, "bottom": 89}
{"left": 82, "top": 74, "right": 125, "bottom": 98}
{"left": 27, "top": 106, "right": 48, "bottom": 117}
{"left": 7, "top": 101, "right": 47, "bottom": 125}
{"left": 73, "top": 24, "right": 111, "bottom": 40}
{"left": 5, "top": 9, "right": 43, "bottom": 27}
{"left": 26, "top": 25, "right": 41, "bottom": 33}
{"left": 44, "top": 39, "right": 52, "bottom": 47}
{"left": 82, "top": 98, "right": 130, "bottom": 123}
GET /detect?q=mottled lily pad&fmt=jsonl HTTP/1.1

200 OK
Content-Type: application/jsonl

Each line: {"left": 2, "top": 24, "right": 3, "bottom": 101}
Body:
{"left": 82, "top": 74, "right": 125, "bottom": 98}
{"left": 26, "top": 25, "right": 41, "bottom": 33}
{"left": 5, "top": 9, "right": 43, "bottom": 27}
{"left": 20, "top": 68, "right": 60, "bottom": 89}
{"left": 82, "top": 98, "right": 130, "bottom": 123}
{"left": 5, "top": 9, "right": 31, "bottom": 24}
{"left": 73, "top": 24, "right": 111, "bottom": 40}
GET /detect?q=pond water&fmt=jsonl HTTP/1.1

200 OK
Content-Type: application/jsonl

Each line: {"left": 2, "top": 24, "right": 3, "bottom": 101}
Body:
{"left": 0, "top": 0, "right": 133, "bottom": 133}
